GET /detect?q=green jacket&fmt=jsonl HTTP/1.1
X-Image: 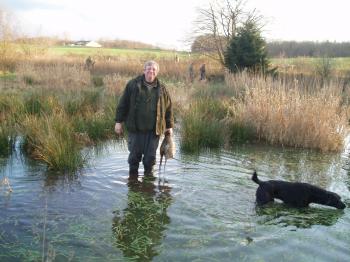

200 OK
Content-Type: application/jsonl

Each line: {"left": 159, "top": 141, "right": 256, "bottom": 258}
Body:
{"left": 115, "top": 75, "right": 174, "bottom": 135}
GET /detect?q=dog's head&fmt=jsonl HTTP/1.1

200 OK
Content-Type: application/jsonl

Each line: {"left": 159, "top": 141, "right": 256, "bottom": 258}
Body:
{"left": 326, "top": 192, "right": 346, "bottom": 209}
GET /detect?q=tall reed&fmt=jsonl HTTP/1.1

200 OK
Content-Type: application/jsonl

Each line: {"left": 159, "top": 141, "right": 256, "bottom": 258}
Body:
{"left": 226, "top": 72, "right": 348, "bottom": 151}
{"left": 16, "top": 62, "right": 90, "bottom": 89}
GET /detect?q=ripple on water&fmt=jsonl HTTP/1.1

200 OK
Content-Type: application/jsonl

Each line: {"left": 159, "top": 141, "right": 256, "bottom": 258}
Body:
{"left": 1, "top": 140, "right": 350, "bottom": 261}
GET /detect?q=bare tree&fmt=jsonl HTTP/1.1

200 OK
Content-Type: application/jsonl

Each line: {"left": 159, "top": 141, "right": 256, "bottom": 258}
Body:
{"left": 191, "top": 0, "right": 262, "bottom": 66}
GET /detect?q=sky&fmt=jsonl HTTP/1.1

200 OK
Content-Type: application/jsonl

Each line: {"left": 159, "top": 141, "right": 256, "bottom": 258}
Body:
{"left": 1, "top": 0, "right": 350, "bottom": 50}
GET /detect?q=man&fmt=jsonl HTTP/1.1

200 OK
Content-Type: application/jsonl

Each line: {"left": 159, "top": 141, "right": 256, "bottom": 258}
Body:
{"left": 115, "top": 60, "right": 174, "bottom": 177}
{"left": 199, "top": 63, "right": 206, "bottom": 81}
{"left": 188, "top": 62, "right": 194, "bottom": 83}
{"left": 85, "top": 56, "right": 95, "bottom": 70}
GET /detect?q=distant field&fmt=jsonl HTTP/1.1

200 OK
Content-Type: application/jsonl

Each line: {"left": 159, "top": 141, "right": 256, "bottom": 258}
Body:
{"left": 47, "top": 46, "right": 350, "bottom": 76}
{"left": 271, "top": 57, "right": 350, "bottom": 76}
{"left": 48, "top": 46, "right": 192, "bottom": 59}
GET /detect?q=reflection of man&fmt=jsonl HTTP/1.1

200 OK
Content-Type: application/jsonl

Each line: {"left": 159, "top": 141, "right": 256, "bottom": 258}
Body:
{"left": 112, "top": 176, "right": 172, "bottom": 261}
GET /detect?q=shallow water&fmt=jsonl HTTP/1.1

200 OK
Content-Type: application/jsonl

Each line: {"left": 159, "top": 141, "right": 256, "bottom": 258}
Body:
{"left": 1, "top": 136, "right": 350, "bottom": 261}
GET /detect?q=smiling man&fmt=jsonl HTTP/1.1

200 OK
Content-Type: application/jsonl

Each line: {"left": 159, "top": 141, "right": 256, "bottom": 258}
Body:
{"left": 115, "top": 60, "right": 174, "bottom": 177}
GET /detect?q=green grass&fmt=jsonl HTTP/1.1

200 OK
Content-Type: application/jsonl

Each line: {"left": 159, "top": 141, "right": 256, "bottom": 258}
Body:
{"left": 180, "top": 99, "right": 228, "bottom": 152}
{"left": 271, "top": 57, "right": 350, "bottom": 77}
{"left": 0, "top": 125, "right": 12, "bottom": 156}
{"left": 21, "top": 113, "right": 86, "bottom": 172}
{"left": 48, "top": 46, "right": 192, "bottom": 59}
{"left": 0, "top": 72, "right": 16, "bottom": 80}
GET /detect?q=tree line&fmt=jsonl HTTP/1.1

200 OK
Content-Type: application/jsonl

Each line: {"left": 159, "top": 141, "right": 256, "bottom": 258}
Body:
{"left": 266, "top": 41, "right": 350, "bottom": 58}
{"left": 191, "top": 37, "right": 350, "bottom": 58}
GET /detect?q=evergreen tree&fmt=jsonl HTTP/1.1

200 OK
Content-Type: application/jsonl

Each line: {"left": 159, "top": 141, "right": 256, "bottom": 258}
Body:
{"left": 224, "top": 21, "right": 270, "bottom": 74}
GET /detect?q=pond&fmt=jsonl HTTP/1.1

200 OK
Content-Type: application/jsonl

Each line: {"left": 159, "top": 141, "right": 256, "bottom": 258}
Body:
{"left": 1, "top": 135, "right": 350, "bottom": 261}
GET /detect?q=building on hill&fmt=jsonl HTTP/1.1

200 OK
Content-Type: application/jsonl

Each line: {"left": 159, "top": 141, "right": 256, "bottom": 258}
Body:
{"left": 69, "top": 41, "right": 102, "bottom": 48}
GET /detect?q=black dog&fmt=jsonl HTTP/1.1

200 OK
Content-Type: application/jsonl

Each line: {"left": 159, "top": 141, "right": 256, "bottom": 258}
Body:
{"left": 252, "top": 171, "right": 346, "bottom": 209}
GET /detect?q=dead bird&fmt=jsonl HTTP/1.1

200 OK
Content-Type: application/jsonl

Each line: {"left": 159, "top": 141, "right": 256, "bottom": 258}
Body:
{"left": 159, "top": 130, "right": 175, "bottom": 169}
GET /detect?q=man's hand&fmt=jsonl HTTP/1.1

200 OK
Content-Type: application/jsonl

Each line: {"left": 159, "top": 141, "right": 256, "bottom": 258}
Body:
{"left": 115, "top": 122, "right": 123, "bottom": 136}
{"left": 165, "top": 128, "right": 173, "bottom": 136}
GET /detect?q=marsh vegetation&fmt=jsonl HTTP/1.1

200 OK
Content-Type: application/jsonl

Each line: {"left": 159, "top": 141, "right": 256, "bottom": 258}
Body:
{"left": 1, "top": 44, "right": 350, "bottom": 171}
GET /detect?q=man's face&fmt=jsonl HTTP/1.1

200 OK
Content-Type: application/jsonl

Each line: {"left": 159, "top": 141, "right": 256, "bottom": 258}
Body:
{"left": 144, "top": 64, "right": 158, "bottom": 83}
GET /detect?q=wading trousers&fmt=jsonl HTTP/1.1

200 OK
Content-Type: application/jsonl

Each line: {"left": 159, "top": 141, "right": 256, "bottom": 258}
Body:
{"left": 127, "top": 131, "right": 160, "bottom": 174}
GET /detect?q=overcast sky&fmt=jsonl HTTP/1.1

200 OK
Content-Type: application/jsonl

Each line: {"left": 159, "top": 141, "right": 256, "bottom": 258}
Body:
{"left": 2, "top": 0, "right": 350, "bottom": 50}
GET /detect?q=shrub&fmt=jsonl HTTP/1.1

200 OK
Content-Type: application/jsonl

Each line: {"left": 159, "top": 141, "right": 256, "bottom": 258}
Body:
{"left": 224, "top": 20, "right": 270, "bottom": 74}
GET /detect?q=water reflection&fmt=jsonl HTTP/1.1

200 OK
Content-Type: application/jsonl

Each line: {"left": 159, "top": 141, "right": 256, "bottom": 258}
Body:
{"left": 43, "top": 170, "right": 82, "bottom": 191}
{"left": 112, "top": 175, "right": 172, "bottom": 261}
{"left": 255, "top": 203, "right": 344, "bottom": 229}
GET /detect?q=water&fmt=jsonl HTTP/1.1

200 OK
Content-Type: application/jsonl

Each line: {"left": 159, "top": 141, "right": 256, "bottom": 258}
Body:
{"left": 1, "top": 137, "right": 350, "bottom": 262}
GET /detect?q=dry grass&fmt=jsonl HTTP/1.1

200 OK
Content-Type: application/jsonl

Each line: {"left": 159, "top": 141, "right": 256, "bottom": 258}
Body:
{"left": 226, "top": 72, "right": 348, "bottom": 151}
{"left": 102, "top": 73, "right": 129, "bottom": 96}
{"left": 14, "top": 57, "right": 349, "bottom": 153}
{"left": 16, "top": 61, "right": 90, "bottom": 89}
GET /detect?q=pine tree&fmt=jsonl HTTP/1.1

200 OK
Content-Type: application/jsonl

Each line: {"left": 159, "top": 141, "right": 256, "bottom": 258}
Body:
{"left": 224, "top": 21, "right": 270, "bottom": 74}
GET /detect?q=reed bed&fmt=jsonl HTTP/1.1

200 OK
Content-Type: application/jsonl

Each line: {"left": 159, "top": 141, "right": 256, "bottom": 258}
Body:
{"left": 12, "top": 54, "right": 222, "bottom": 83}
{"left": 0, "top": 71, "right": 118, "bottom": 171}
{"left": 16, "top": 62, "right": 90, "bottom": 89}
{"left": 1, "top": 50, "right": 349, "bottom": 171}
{"left": 225, "top": 72, "right": 349, "bottom": 151}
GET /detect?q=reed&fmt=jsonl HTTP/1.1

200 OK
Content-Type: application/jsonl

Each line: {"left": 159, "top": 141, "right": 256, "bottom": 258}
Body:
{"left": 16, "top": 61, "right": 90, "bottom": 90}
{"left": 20, "top": 112, "right": 85, "bottom": 172}
{"left": 14, "top": 53, "right": 222, "bottom": 83}
{"left": 0, "top": 93, "right": 23, "bottom": 155}
{"left": 72, "top": 111, "right": 114, "bottom": 142}
{"left": 1, "top": 47, "right": 349, "bottom": 173}
{"left": 226, "top": 72, "right": 348, "bottom": 151}
{"left": 102, "top": 73, "right": 129, "bottom": 96}
{"left": 180, "top": 98, "right": 227, "bottom": 151}
{"left": 0, "top": 122, "right": 12, "bottom": 156}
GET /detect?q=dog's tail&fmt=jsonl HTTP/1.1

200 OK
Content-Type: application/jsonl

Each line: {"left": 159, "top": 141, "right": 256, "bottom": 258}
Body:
{"left": 252, "top": 171, "right": 261, "bottom": 185}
